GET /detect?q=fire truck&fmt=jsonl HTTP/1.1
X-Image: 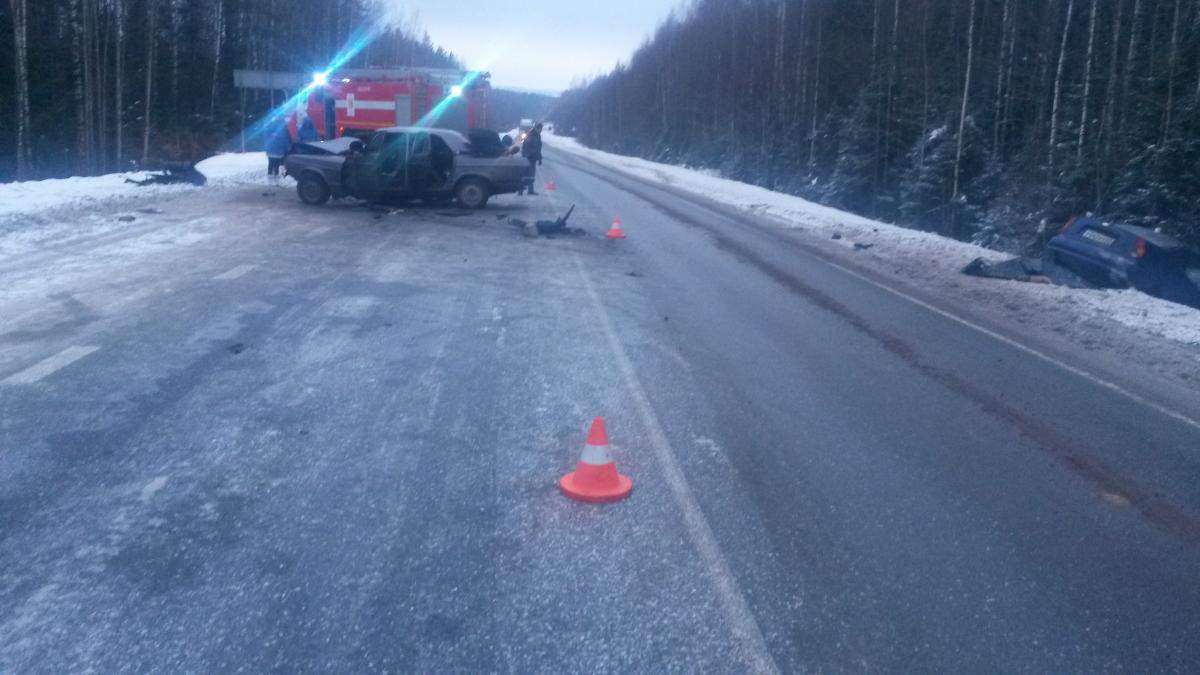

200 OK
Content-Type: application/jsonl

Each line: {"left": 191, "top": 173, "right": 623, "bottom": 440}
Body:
{"left": 234, "top": 67, "right": 491, "bottom": 141}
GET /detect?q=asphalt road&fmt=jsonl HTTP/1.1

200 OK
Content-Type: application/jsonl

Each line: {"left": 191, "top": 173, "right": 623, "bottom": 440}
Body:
{"left": 2, "top": 151, "right": 1199, "bottom": 672}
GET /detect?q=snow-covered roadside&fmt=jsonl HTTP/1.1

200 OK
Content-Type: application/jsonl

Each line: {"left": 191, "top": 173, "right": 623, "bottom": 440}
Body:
{"left": 0, "top": 152, "right": 270, "bottom": 220}
{"left": 548, "top": 132, "right": 1200, "bottom": 394}
{"left": 544, "top": 132, "right": 1200, "bottom": 357}
{"left": 0, "top": 153, "right": 273, "bottom": 262}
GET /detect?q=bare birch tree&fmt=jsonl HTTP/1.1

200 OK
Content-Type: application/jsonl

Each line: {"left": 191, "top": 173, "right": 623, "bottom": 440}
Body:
{"left": 951, "top": 0, "right": 977, "bottom": 201}
{"left": 1048, "top": 0, "right": 1076, "bottom": 172}
{"left": 1076, "top": 0, "right": 1098, "bottom": 160}
{"left": 142, "top": 0, "right": 157, "bottom": 163}
{"left": 9, "top": 0, "right": 33, "bottom": 178}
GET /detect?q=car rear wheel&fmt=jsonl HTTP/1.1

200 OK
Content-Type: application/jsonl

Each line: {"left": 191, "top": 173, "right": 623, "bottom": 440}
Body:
{"left": 297, "top": 173, "right": 331, "bottom": 206}
{"left": 455, "top": 178, "right": 490, "bottom": 209}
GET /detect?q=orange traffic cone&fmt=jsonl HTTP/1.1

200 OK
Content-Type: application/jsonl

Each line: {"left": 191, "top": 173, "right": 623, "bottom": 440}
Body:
{"left": 545, "top": 179, "right": 558, "bottom": 192}
{"left": 560, "top": 417, "right": 633, "bottom": 503}
{"left": 606, "top": 216, "right": 627, "bottom": 239}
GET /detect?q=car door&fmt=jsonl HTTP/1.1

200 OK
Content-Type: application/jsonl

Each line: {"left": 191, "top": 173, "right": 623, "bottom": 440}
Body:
{"left": 346, "top": 131, "right": 407, "bottom": 200}
{"left": 406, "top": 132, "right": 436, "bottom": 195}
{"left": 376, "top": 132, "right": 409, "bottom": 196}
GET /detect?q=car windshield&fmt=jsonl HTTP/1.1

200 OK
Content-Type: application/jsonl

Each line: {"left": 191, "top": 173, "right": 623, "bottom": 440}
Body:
{"left": 409, "top": 132, "right": 430, "bottom": 157}
{"left": 365, "top": 132, "right": 396, "bottom": 153}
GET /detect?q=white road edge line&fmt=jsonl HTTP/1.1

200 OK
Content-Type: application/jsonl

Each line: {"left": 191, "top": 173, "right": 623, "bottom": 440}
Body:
{"left": 213, "top": 264, "right": 256, "bottom": 281}
{"left": 556, "top": 148, "right": 1200, "bottom": 434}
{"left": 814, "top": 255, "right": 1200, "bottom": 433}
{"left": 2, "top": 345, "right": 100, "bottom": 385}
{"left": 574, "top": 255, "right": 780, "bottom": 674}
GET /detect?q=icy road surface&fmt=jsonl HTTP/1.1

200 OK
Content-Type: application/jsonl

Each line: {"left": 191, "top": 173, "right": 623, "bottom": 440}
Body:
{"left": 2, "top": 151, "right": 1200, "bottom": 671}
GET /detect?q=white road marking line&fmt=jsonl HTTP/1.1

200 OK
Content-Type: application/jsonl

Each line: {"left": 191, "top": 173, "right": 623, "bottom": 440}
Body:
{"left": 812, "top": 254, "right": 1200, "bottom": 433}
{"left": 213, "top": 264, "right": 256, "bottom": 281}
{"left": 563, "top": 152, "right": 1200, "bottom": 434}
{"left": 2, "top": 346, "right": 100, "bottom": 385}
{"left": 574, "top": 255, "right": 780, "bottom": 674}
{"left": 306, "top": 226, "right": 332, "bottom": 237}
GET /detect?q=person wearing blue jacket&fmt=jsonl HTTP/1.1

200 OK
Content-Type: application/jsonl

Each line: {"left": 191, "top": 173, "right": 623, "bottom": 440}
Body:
{"left": 296, "top": 111, "right": 319, "bottom": 143}
{"left": 265, "top": 116, "right": 292, "bottom": 185}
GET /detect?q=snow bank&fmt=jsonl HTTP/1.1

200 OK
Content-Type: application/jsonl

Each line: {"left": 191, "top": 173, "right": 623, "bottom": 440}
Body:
{"left": 544, "top": 132, "right": 1001, "bottom": 268}
{"left": 545, "top": 132, "right": 1200, "bottom": 348}
{"left": 194, "top": 152, "right": 268, "bottom": 183}
{"left": 0, "top": 152, "right": 268, "bottom": 219}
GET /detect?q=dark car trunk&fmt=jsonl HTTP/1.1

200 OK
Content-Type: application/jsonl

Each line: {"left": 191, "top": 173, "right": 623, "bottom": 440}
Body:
{"left": 1048, "top": 218, "right": 1200, "bottom": 309}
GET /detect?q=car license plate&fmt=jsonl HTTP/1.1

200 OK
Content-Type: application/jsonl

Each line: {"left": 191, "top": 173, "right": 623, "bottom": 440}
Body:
{"left": 1081, "top": 228, "right": 1116, "bottom": 246}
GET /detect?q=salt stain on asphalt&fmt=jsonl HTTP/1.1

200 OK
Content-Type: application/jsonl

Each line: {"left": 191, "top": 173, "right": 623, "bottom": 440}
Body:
{"left": 2, "top": 345, "right": 100, "bottom": 385}
{"left": 140, "top": 476, "right": 169, "bottom": 503}
{"left": 213, "top": 264, "right": 256, "bottom": 281}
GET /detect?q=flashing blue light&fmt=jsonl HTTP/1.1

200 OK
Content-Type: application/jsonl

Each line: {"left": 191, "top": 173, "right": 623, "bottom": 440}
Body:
{"left": 232, "top": 21, "right": 387, "bottom": 151}
{"left": 414, "top": 72, "right": 484, "bottom": 128}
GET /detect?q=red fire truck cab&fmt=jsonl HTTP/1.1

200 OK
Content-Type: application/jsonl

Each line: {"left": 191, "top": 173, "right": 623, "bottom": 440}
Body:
{"left": 305, "top": 68, "right": 490, "bottom": 141}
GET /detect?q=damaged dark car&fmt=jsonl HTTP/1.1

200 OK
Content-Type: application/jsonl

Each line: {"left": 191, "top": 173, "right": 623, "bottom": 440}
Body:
{"left": 284, "top": 127, "right": 532, "bottom": 209}
{"left": 1048, "top": 216, "right": 1200, "bottom": 308}
{"left": 964, "top": 216, "right": 1200, "bottom": 310}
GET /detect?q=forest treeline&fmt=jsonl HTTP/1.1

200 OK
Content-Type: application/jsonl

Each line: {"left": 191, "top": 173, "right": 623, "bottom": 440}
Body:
{"left": 555, "top": 0, "right": 1200, "bottom": 250}
{"left": 1, "top": 0, "right": 459, "bottom": 181}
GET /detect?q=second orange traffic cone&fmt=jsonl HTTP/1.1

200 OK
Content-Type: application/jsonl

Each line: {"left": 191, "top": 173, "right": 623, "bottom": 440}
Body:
{"left": 606, "top": 216, "right": 627, "bottom": 239}
{"left": 560, "top": 417, "right": 633, "bottom": 503}
{"left": 545, "top": 179, "right": 557, "bottom": 192}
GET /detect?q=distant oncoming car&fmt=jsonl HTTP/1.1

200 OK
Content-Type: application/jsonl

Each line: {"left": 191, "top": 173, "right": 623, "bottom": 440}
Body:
{"left": 1048, "top": 216, "right": 1200, "bottom": 308}
{"left": 517, "top": 118, "right": 534, "bottom": 142}
{"left": 284, "top": 127, "right": 532, "bottom": 209}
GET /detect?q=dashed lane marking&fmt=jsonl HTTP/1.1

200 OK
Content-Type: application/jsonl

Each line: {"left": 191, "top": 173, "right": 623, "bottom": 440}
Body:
{"left": 573, "top": 254, "right": 780, "bottom": 674}
{"left": 213, "top": 264, "right": 256, "bottom": 281}
{"left": 2, "top": 346, "right": 100, "bottom": 385}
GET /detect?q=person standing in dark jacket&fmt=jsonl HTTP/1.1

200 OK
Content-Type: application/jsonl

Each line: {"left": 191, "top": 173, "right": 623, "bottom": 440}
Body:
{"left": 520, "top": 122, "right": 543, "bottom": 195}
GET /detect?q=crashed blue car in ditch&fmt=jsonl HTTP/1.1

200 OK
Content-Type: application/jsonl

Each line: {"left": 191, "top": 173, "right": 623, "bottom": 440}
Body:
{"left": 1048, "top": 216, "right": 1200, "bottom": 308}
{"left": 963, "top": 216, "right": 1200, "bottom": 310}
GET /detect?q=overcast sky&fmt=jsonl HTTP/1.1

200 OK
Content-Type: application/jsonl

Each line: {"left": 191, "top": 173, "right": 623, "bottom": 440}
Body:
{"left": 388, "top": 0, "right": 685, "bottom": 94}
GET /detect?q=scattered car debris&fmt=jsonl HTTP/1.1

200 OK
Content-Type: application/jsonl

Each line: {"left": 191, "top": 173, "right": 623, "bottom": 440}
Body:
{"left": 535, "top": 205, "right": 584, "bottom": 236}
{"left": 125, "top": 162, "right": 207, "bottom": 187}
{"left": 117, "top": 215, "right": 136, "bottom": 223}
{"left": 135, "top": 207, "right": 163, "bottom": 215}
{"left": 962, "top": 254, "right": 1091, "bottom": 287}
{"left": 514, "top": 206, "right": 586, "bottom": 239}
{"left": 853, "top": 242, "right": 874, "bottom": 251}
{"left": 831, "top": 233, "right": 843, "bottom": 240}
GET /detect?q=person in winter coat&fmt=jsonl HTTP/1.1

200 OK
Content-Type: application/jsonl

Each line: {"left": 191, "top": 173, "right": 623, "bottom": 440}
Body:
{"left": 265, "top": 116, "right": 293, "bottom": 185}
{"left": 296, "top": 110, "right": 319, "bottom": 143}
{"left": 520, "top": 122, "right": 543, "bottom": 195}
